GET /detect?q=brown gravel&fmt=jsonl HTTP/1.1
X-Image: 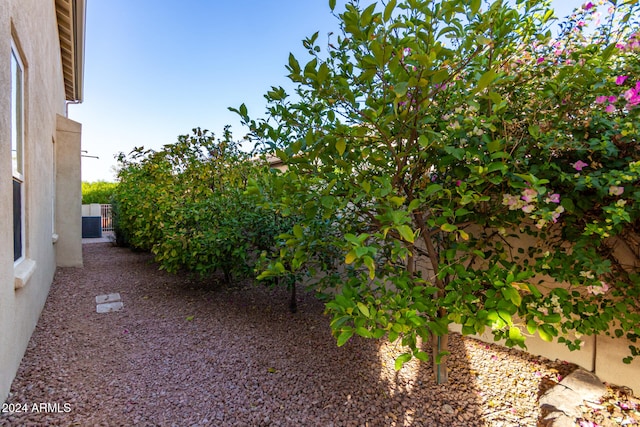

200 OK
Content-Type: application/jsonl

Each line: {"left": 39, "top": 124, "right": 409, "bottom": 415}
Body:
{"left": 0, "top": 243, "right": 636, "bottom": 426}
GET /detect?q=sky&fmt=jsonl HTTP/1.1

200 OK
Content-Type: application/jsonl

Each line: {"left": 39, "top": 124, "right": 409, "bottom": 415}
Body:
{"left": 70, "top": 0, "right": 587, "bottom": 182}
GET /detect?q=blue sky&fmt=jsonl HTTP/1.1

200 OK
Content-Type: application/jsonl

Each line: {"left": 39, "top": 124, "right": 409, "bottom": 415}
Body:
{"left": 71, "top": 0, "right": 586, "bottom": 182}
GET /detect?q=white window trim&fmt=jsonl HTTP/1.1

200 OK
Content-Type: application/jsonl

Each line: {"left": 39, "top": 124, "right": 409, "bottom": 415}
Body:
{"left": 11, "top": 37, "right": 34, "bottom": 288}
{"left": 11, "top": 39, "right": 24, "bottom": 183}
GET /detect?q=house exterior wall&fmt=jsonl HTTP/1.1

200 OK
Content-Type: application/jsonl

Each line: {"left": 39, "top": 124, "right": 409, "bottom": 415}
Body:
{"left": 56, "top": 115, "right": 83, "bottom": 267}
{"left": 0, "top": 0, "right": 82, "bottom": 402}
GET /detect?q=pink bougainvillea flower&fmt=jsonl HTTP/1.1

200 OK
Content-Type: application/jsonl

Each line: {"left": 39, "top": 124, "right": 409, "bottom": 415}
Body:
{"left": 595, "top": 95, "right": 607, "bottom": 104}
{"left": 537, "top": 57, "right": 545, "bottom": 64}
{"left": 608, "top": 95, "right": 617, "bottom": 103}
{"left": 545, "top": 193, "right": 561, "bottom": 203}
{"left": 605, "top": 104, "right": 616, "bottom": 113}
{"left": 624, "top": 85, "right": 640, "bottom": 107}
{"left": 624, "top": 33, "right": 640, "bottom": 51}
{"left": 616, "top": 75, "right": 629, "bottom": 85}
{"left": 573, "top": 160, "right": 589, "bottom": 171}
{"left": 551, "top": 206, "right": 565, "bottom": 223}
{"left": 609, "top": 186, "right": 624, "bottom": 196}
{"left": 521, "top": 188, "right": 538, "bottom": 202}
{"left": 586, "top": 282, "right": 610, "bottom": 296}
{"left": 502, "top": 194, "right": 522, "bottom": 210}
{"left": 584, "top": 2, "right": 594, "bottom": 10}
{"left": 522, "top": 204, "right": 535, "bottom": 213}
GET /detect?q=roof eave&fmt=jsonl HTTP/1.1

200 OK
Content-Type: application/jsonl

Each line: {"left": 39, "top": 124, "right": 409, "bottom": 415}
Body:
{"left": 56, "top": 0, "right": 86, "bottom": 102}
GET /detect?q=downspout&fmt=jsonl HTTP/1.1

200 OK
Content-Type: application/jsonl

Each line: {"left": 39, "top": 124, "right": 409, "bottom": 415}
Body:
{"left": 65, "top": 100, "right": 81, "bottom": 117}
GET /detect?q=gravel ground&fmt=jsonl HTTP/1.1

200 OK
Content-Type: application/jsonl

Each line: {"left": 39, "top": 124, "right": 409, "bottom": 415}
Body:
{"left": 0, "top": 243, "right": 636, "bottom": 426}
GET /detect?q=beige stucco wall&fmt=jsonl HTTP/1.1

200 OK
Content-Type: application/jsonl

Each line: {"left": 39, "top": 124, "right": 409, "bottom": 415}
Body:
{"left": 56, "top": 115, "right": 83, "bottom": 267}
{"left": 0, "top": 0, "right": 80, "bottom": 403}
{"left": 82, "top": 203, "right": 102, "bottom": 217}
{"left": 447, "top": 226, "right": 640, "bottom": 393}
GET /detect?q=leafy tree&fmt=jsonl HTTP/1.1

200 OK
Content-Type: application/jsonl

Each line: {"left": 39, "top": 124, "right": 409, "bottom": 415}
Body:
{"left": 235, "top": 0, "right": 640, "bottom": 383}
{"left": 113, "top": 128, "right": 291, "bottom": 284}
{"left": 81, "top": 181, "right": 118, "bottom": 204}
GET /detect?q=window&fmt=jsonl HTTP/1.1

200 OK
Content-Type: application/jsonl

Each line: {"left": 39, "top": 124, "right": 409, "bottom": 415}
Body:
{"left": 11, "top": 42, "right": 24, "bottom": 262}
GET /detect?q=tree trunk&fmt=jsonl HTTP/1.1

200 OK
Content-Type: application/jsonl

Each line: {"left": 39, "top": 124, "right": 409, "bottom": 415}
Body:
{"left": 413, "top": 211, "right": 449, "bottom": 384}
{"left": 432, "top": 332, "right": 449, "bottom": 384}
{"left": 289, "top": 280, "right": 297, "bottom": 313}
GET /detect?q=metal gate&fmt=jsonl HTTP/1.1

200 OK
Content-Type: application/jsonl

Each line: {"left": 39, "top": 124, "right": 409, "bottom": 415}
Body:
{"left": 101, "top": 204, "right": 113, "bottom": 232}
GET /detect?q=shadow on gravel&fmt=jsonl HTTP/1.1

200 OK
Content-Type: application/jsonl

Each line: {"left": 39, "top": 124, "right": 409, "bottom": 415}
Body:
{"left": 2, "top": 243, "right": 552, "bottom": 426}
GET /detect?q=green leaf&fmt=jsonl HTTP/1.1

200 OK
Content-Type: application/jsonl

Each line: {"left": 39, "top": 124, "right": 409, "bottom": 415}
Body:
{"left": 356, "top": 302, "right": 371, "bottom": 318}
{"left": 383, "top": 0, "right": 396, "bottom": 22}
{"left": 487, "top": 139, "right": 502, "bottom": 153}
{"left": 336, "top": 138, "right": 346, "bottom": 156}
{"left": 337, "top": 328, "right": 354, "bottom": 346}
{"left": 539, "top": 324, "right": 557, "bottom": 342}
{"left": 288, "top": 53, "right": 300, "bottom": 74}
{"left": 345, "top": 249, "right": 357, "bottom": 264}
{"left": 476, "top": 69, "right": 497, "bottom": 93}
{"left": 293, "top": 224, "right": 303, "bottom": 239}
{"left": 329, "top": 0, "right": 336, "bottom": 11}
{"left": 321, "top": 195, "right": 335, "bottom": 208}
{"left": 470, "top": 0, "right": 481, "bottom": 15}
{"left": 394, "top": 353, "right": 412, "bottom": 370}
{"left": 501, "top": 286, "right": 522, "bottom": 307}
{"left": 440, "top": 223, "right": 457, "bottom": 233}
{"left": 239, "top": 103, "right": 248, "bottom": 118}
{"left": 432, "top": 68, "right": 449, "bottom": 84}
{"left": 397, "top": 225, "right": 415, "bottom": 243}
{"left": 414, "top": 351, "right": 429, "bottom": 362}
{"left": 543, "top": 313, "right": 561, "bottom": 323}
{"left": 317, "top": 63, "right": 329, "bottom": 84}
{"left": 363, "top": 256, "right": 376, "bottom": 279}
{"left": 509, "top": 326, "right": 523, "bottom": 341}
{"left": 538, "top": 327, "right": 553, "bottom": 342}
{"left": 407, "top": 199, "right": 422, "bottom": 212}
{"left": 355, "top": 327, "right": 372, "bottom": 338}
{"left": 393, "top": 82, "right": 409, "bottom": 97}
{"left": 425, "top": 183, "right": 443, "bottom": 197}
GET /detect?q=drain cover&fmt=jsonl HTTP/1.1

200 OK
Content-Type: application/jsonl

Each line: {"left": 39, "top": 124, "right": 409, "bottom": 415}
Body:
{"left": 96, "top": 301, "right": 124, "bottom": 313}
{"left": 95, "top": 293, "right": 121, "bottom": 304}
{"left": 95, "top": 293, "right": 123, "bottom": 313}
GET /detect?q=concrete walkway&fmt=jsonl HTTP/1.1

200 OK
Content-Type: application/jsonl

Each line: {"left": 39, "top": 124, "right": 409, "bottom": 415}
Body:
{"left": 82, "top": 231, "right": 114, "bottom": 245}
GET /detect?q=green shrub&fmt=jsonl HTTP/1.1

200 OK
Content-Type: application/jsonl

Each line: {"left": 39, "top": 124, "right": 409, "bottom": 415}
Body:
{"left": 234, "top": 0, "right": 640, "bottom": 380}
{"left": 81, "top": 181, "right": 118, "bottom": 204}
{"left": 113, "top": 127, "right": 292, "bottom": 283}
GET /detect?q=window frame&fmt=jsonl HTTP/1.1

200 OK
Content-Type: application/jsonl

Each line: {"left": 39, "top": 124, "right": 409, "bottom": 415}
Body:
{"left": 11, "top": 39, "right": 25, "bottom": 264}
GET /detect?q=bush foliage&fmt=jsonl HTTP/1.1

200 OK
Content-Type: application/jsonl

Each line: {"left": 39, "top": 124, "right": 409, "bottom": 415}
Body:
{"left": 81, "top": 181, "right": 118, "bottom": 205}
{"left": 113, "top": 128, "right": 294, "bottom": 283}
{"left": 114, "top": 0, "right": 640, "bottom": 384}
{"left": 233, "top": 0, "right": 640, "bottom": 380}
